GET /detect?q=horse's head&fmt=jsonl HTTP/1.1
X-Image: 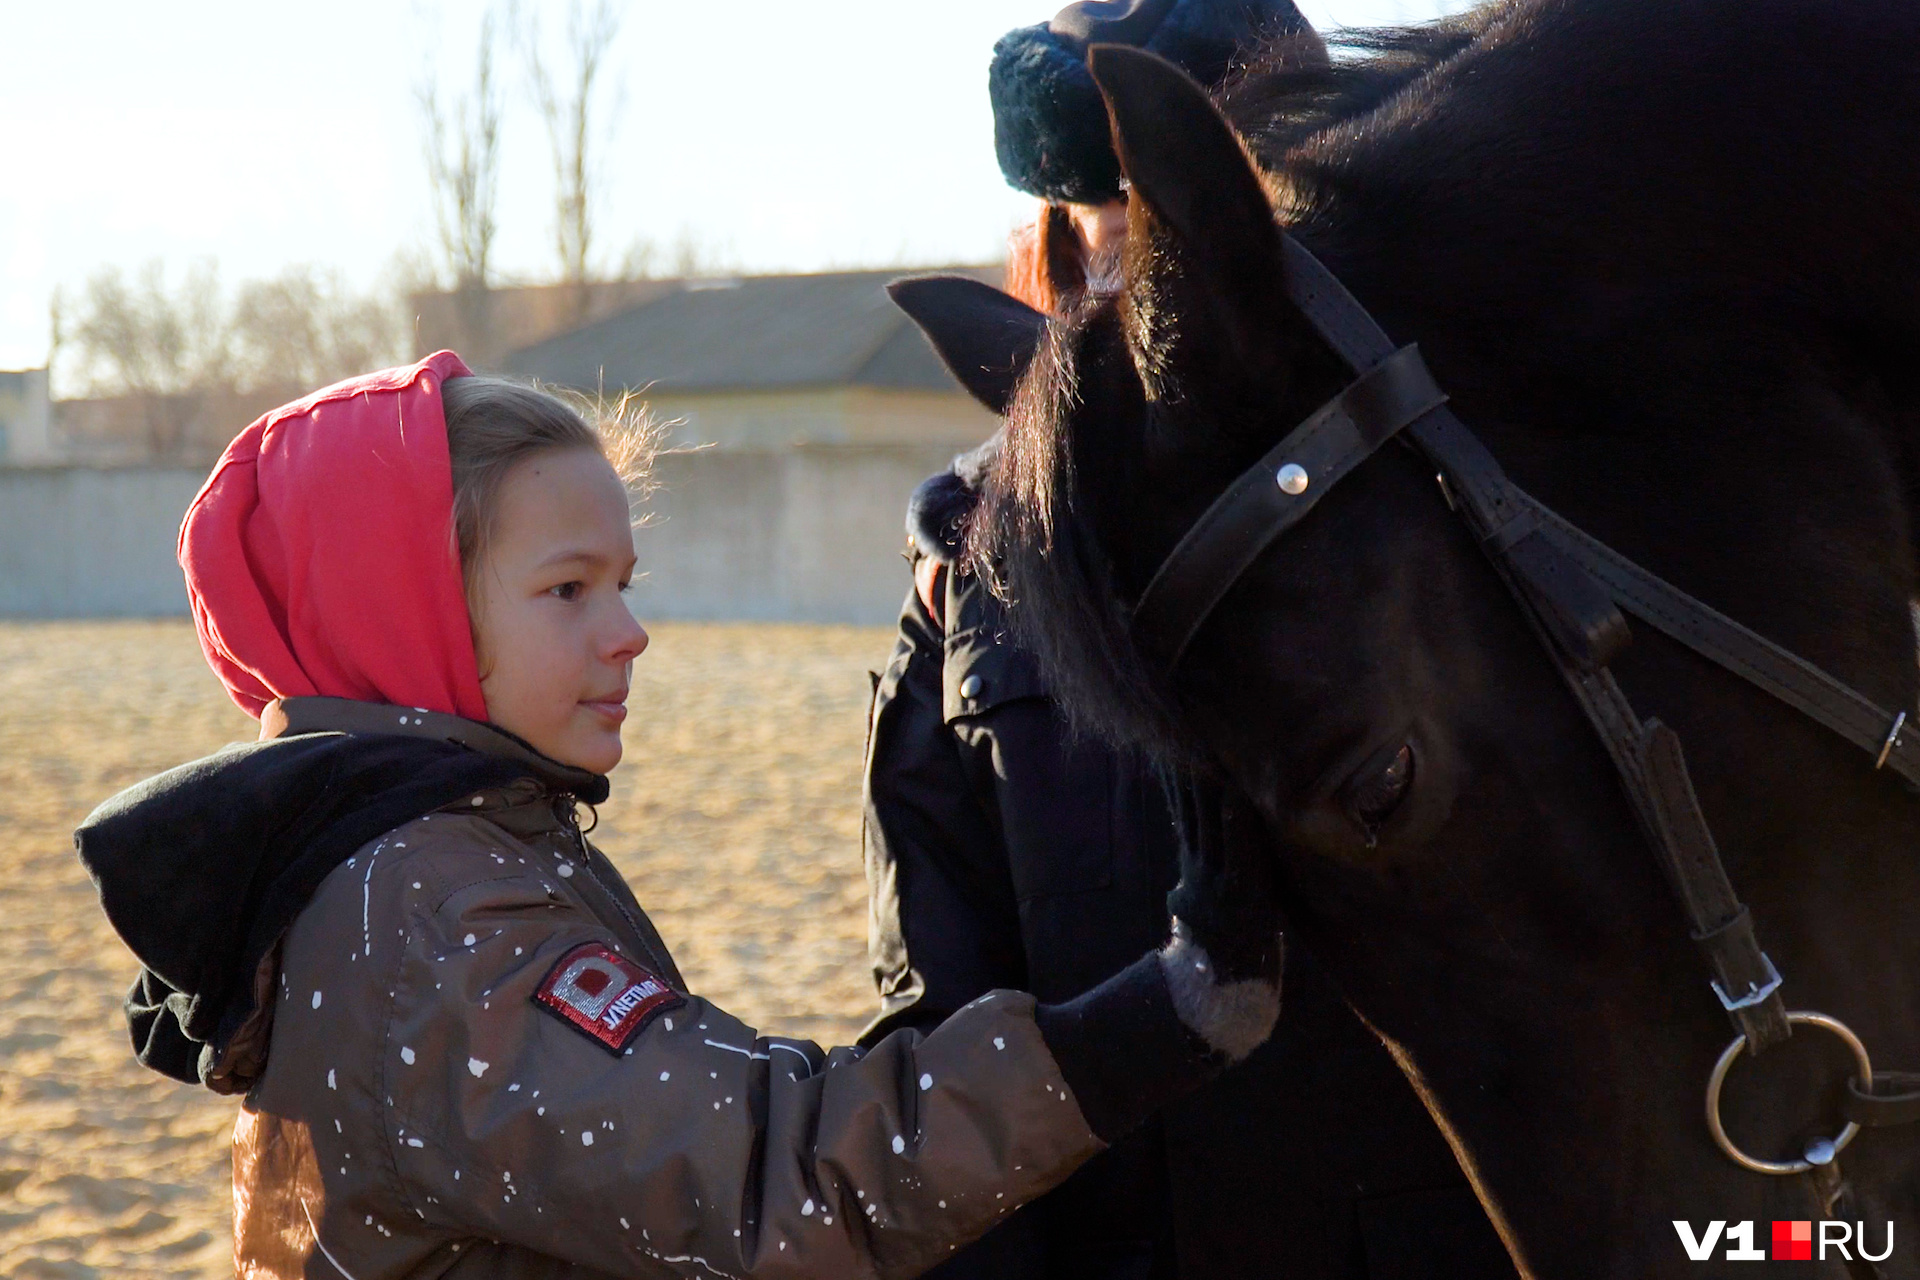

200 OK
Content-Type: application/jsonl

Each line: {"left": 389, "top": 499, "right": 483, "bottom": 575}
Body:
{"left": 913, "top": 45, "right": 1607, "bottom": 894}
{"left": 896, "top": 41, "right": 1920, "bottom": 1277}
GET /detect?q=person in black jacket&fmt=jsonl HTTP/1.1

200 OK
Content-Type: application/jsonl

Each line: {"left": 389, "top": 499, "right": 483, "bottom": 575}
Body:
{"left": 857, "top": 3, "right": 1519, "bottom": 1276}
{"left": 861, "top": 443, "right": 1515, "bottom": 1280}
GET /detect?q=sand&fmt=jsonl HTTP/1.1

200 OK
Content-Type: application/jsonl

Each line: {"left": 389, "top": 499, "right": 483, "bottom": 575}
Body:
{"left": 0, "top": 619, "right": 894, "bottom": 1277}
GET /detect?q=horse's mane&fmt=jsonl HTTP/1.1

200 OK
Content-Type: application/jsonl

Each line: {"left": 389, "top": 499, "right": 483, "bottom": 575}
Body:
{"left": 975, "top": 301, "right": 1204, "bottom": 760}
{"left": 1224, "top": 14, "right": 1491, "bottom": 166}
{"left": 971, "top": 13, "right": 1496, "bottom": 761}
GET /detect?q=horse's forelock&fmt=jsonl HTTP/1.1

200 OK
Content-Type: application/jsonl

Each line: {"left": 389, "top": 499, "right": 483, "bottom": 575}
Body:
{"left": 969, "top": 307, "right": 1199, "bottom": 764}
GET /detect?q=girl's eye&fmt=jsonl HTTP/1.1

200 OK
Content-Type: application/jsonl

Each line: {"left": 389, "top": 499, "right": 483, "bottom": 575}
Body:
{"left": 1342, "top": 743, "right": 1414, "bottom": 848}
{"left": 549, "top": 581, "right": 583, "bottom": 601}
{"left": 618, "top": 581, "right": 633, "bottom": 596}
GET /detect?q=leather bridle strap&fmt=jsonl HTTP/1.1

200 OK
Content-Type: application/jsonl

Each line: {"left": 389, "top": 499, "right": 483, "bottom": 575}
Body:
{"left": 1132, "top": 343, "right": 1448, "bottom": 668}
{"left": 1128, "top": 233, "right": 1920, "bottom": 1180}
{"left": 1515, "top": 491, "right": 1920, "bottom": 785}
{"left": 1844, "top": 1073, "right": 1920, "bottom": 1128}
{"left": 1273, "top": 237, "right": 1920, "bottom": 787}
{"left": 1258, "top": 232, "right": 1909, "bottom": 1271}
{"left": 1135, "top": 237, "right": 1796, "bottom": 1048}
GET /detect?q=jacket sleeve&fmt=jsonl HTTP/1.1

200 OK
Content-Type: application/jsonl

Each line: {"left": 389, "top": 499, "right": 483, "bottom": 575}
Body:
{"left": 861, "top": 583, "right": 1027, "bottom": 1043}
{"left": 376, "top": 869, "right": 1143, "bottom": 1279}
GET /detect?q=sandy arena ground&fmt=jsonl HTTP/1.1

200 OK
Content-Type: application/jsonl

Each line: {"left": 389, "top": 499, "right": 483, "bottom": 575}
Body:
{"left": 0, "top": 619, "right": 895, "bottom": 1277}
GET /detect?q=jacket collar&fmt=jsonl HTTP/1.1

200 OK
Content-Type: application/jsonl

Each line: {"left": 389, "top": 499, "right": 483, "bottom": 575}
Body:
{"left": 260, "top": 697, "right": 609, "bottom": 803}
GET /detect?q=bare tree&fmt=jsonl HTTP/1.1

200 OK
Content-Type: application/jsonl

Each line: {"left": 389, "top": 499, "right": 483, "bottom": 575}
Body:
{"left": 60, "top": 260, "right": 232, "bottom": 459}
{"left": 229, "top": 267, "right": 404, "bottom": 392}
{"left": 47, "top": 288, "right": 65, "bottom": 389}
{"left": 55, "top": 260, "right": 405, "bottom": 461}
{"left": 418, "top": 11, "right": 505, "bottom": 364}
{"left": 521, "top": 0, "right": 624, "bottom": 322}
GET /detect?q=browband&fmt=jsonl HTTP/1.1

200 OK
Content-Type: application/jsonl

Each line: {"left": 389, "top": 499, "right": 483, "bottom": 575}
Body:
{"left": 1131, "top": 342, "right": 1448, "bottom": 668}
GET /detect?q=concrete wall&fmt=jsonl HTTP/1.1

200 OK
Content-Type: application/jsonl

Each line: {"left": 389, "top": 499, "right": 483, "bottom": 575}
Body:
{"left": 0, "top": 369, "right": 53, "bottom": 466}
{"left": 629, "top": 442, "right": 958, "bottom": 624}
{"left": 649, "top": 387, "right": 998, "bottom": 452}
{"left": 0, "top": 467, "right": 207, "bottom": 617}
{"left": 0, "top": 444, "right": 970, "bottom": 623}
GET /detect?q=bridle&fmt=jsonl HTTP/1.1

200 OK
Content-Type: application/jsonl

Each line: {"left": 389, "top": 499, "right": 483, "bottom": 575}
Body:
{"left": 1130, "top": 235, "right": 1920, "bottom": 1243}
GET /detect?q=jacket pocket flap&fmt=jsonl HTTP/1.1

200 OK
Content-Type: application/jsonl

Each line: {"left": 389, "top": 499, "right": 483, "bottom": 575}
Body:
{"left": 942, "top": 626, "right": 1048, "bottom": 722}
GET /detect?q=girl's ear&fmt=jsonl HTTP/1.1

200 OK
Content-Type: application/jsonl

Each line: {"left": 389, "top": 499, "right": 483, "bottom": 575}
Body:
{"left": 888, "top": 276, "right": 1050, "bottom": 416}
{"left": 1088, "top": 45, "right": 1306, "bottom": 426}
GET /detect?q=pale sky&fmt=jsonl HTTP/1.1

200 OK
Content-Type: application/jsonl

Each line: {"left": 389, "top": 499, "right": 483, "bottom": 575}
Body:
{"left": 0, "top": 0, "right": 1474, "bottom": 371}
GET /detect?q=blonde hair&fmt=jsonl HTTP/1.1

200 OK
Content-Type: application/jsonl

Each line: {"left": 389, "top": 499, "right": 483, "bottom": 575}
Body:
{"left": 440, "top": 374, "right": 659, "bottom": 612}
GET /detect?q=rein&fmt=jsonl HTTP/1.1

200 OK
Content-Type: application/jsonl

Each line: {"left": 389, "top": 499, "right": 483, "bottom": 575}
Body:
{"left": 1131, "top": 234, "right": 1920, "bottom": 1238}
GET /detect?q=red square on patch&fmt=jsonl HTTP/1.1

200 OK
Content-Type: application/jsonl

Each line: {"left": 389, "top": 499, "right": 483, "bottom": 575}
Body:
{"left": 1772, "top": 1220, "right": 1812, "bottom": 1261}
{"left": 533, "top": 941, "right": 683, "bottom": 1054}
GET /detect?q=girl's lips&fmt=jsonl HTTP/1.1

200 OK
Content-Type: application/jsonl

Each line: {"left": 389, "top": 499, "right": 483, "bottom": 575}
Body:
{"left": 581, "top": 699, "right": 628, "bottom": 725}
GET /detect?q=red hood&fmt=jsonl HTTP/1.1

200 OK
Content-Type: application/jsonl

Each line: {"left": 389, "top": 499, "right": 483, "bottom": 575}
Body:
{"left": 178, "top": 350, "right": 490, "bottom": 722}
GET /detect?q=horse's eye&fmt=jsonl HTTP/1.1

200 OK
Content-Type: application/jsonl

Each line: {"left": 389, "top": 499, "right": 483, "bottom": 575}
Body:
{"left": 1343, "top": 743, "right": 1415, "bottom": 846}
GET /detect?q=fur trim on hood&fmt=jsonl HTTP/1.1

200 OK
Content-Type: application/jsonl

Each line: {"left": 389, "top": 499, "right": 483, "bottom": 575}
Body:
{"left": 990, "top": 0, "right": 1320, "bottom": 203}
{"left": 906, "top": 431, "right": 1004, "bottom": 565}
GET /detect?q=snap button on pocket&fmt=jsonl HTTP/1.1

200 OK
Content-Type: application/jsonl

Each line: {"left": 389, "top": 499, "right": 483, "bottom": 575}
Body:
{"left": 942, "top": 624, "right": 1046, "bottom": 723}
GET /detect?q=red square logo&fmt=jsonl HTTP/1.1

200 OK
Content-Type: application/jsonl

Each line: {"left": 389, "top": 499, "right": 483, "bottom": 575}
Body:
{"left": 533, "top": 941, "right": 683, "bottom": 1054}
{"left": 1772, "top": 1220, "right": 1812, "bottom": 1261}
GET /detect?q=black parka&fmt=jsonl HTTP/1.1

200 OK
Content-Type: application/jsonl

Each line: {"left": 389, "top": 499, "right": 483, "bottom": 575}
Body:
{"left": 860, "top": 457, "right": 1517, "bottom": 1280}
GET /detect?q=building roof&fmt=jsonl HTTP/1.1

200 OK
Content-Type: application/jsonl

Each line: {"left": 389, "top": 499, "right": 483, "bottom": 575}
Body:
{"left": 0, "top": 369, "right": 44, "bottom": 397}
{"left": 501, "top": 266, "right": 1001, "bottom": 395}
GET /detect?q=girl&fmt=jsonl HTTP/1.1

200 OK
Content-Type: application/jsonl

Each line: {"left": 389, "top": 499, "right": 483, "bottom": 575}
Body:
{"left": 76, "top": 350, "right": 1283, "bottom": 1278}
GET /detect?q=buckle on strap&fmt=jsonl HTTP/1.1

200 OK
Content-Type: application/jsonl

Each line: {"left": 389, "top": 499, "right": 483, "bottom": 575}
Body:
{"left": 1875, "top": 710, "right": 1906, "bottom": 770}
{"left": 1713, "top": 950, "right": 1783, "bottom": 1012}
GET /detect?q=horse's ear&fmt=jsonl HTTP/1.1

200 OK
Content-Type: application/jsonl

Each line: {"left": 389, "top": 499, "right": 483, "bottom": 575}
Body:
{"left": 887, "top": 275, "right": 1049, "bottom": 415}
{"left": 1087, "top": 44, "right": 1295, "bottom": 412}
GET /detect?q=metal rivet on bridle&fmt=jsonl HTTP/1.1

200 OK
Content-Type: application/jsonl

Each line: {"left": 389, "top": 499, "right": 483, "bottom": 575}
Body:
{"left": 1276, "top": 463, "right": 1310, "bottom": 496}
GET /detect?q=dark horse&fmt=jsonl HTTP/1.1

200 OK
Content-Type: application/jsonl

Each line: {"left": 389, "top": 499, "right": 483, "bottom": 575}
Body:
{"left": 892, "top": 0, "right": 1920, "bottom": 1274}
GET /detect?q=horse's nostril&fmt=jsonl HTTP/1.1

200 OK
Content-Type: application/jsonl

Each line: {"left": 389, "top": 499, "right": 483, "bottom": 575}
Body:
{"left": 1344, "top": 744, "right": 1415, "bottom": 845}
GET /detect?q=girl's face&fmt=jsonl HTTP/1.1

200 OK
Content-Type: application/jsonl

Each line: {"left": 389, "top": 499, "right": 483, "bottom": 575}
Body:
{"left": 470, "top": 446, "right": 648, "bottom": 774}
{"left": 1065, "top": 198, "right": 1130, "bottom": 259}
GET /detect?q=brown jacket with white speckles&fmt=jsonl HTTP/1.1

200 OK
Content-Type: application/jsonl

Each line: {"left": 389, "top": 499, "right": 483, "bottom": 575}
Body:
{"left": 228, "top": 700, "right": 1123, "bottom": 1280}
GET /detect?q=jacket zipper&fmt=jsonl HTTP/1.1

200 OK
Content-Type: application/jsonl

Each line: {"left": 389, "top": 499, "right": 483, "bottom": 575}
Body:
{"left": 555, "top": 797, "right": 680, "bottom": 984}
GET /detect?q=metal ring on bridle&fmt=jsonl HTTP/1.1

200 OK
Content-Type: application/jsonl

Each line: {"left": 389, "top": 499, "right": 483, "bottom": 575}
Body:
{"left": 1705, "top": 1010, "right": 1871, "bottom": 1174}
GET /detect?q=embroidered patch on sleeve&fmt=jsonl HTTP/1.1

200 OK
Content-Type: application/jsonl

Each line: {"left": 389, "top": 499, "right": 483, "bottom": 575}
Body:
{"left": 533, "top": 941, "right": 684, "bottom": 1055}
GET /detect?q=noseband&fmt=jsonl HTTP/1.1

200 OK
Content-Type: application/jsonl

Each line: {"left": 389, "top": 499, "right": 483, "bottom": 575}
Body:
{"left": 1133, "top": 235, "right": 1920, "bottom": 1239}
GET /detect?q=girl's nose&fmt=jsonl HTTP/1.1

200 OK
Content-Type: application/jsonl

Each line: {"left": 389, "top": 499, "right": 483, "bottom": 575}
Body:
{"left": 608, "top": 607, "right": 649, "bottom": 666}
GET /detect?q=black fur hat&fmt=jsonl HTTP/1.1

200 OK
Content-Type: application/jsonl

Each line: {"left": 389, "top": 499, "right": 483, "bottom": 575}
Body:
{"left": 990, "top": 0, "right": 1318, "bottom": 204}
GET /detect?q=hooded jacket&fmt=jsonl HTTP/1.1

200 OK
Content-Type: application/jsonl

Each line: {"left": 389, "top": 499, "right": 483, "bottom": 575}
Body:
{"left": 77, "top": 696, "right": 1236, "bottom": 1278}
{"left": 77, "top": 358, "right": 1272, "bottom": 1278}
